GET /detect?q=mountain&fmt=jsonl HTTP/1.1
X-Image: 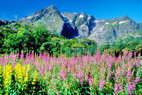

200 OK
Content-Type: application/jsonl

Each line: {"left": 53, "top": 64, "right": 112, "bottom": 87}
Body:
{"left": 62, "top": 12, "right": 95, "bottom": 37}
{"left": 18, "top": 5, "right": 64, "bottom": 34}
{"left": 89, "top": 16, "right": 142, "bottom": 45}
{"left": 18, "top": 5, "right": 79, "bottom": 38}
{"left": 0, "top": 19, "right": 9, "bottom": 26}
{"left": 16, "top": 5, "right": 142, "bottom": 45}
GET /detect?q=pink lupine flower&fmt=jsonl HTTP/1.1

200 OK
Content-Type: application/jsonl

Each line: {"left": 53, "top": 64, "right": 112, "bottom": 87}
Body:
{"left": 56, "top": 92, "right": 59, "bottom": 95}
{"left": 87, "top": 72, "right": 94, "bottom": 86}
{"left": 39, "top": 67, "right": 45, "bottom": 75}
{"left": 48, "top": 65, "right": 52, "bottom": 71}
{"left": 26, "top": 53, "right": 30, "bottom": 58}
{"left": 107, "top": 63, "right": 112, "bottom": 70}
{"left": 74, "top": 72, "right": 83, "bottom": 78}
{"left": 39, "top": 52, "right": 43, "bottom": 58}
{"left": 115, "top": 70, "right": 120, "bottom": 78}
{"left": 128, "top": 52, "right": 133, "bottom": 58}
{"left": 106, "top": 73, "right": 111, "bottom": 81}
{"left": 127, "top": 71, "right": 132, "bottom": 77}
{"left": 52, "top": 75, "right": 54, "bottom": 81}
{"left": 138, "top": 54, "right": 141, "bottom": 61}
{"left": 134, "top": 60, "right": 139, "bottom": 67}
{"left": 99, "top": 80, "right": 105, "bottom": 88}
{"left": 134, "top": 77, "right": 140, "bottom": 84}
{"left": 122, "top": 64, "right": 127, "bottom": 68}
{"left": 134, "top": 51, "right": 137, "bottom": 57}
{"left": 88, "top": 77, "right": 94, "bottom": 86}
{"left": 102, "top": 55, "right": 107, "bottom": 62}
{"left": 100, "top": 67, "right": 104, "bottom": 73}
{"left": 95, "top": 52, "right": 101, "bottom": 59}
{"left": 22, "top": 61, "right": 26, "bottom": 65}
{"left": 114, "top": 84, "right": 123, "bottom": 93}
{"left": 12, "top": 62, "right": 16, "bottom": 67}
{"left": 60, "top": 71, "right": 67, "bottom": 80}
{"left": 122, "top": 70, "right": 127, "bottom": 75}
{"left": 79, "top": 79, "right": 83, "bottom": 85}
{"left": 20, "top": 52, "right": 24, "bottom": 59}
{"left": 127, "top": 84, "right": 135, "bottom": 95}
{"left": 124, "top": 51, "right": 128, "bottom": 56}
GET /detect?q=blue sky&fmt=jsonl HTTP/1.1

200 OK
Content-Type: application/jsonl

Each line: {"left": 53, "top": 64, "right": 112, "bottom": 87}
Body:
{"left": 0, "top": 0, "right": 142, "bottom": 22}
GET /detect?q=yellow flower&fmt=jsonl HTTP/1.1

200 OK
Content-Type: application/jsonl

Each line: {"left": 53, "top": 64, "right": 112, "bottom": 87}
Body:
{"left": 32, "top": 71, "right": 38, "bottom": 85}
{"left": 24, "top": 72, "right": 29, "bottom": 83}
{"left": 27, "top": 64, "right": 31, "bottom": 71}
{"left": 3, "top": 64, "right": 12, "bottom": 92}
{"left": 22, "top": 65, "right": 29, "bottom": 82}
{"left": 0, "top": 65, "right": 2, "bottom": 77}
{"left": 15, "top": 64, "right": 23, "bottom": 83}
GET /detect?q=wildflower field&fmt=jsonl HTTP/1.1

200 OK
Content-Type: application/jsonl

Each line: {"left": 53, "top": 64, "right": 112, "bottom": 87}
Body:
{"left": 0, "top": 52, "right": 142, "bottom": 95}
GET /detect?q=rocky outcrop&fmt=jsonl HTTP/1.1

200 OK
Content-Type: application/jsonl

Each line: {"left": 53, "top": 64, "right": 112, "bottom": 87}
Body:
{"left": 62, "top": 12, "right": 95, "bottom": 37}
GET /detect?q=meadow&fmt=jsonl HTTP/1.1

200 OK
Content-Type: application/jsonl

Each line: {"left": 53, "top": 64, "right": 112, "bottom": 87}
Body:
{"left": 0, "top": 51, "right": 142, "bottom": 95}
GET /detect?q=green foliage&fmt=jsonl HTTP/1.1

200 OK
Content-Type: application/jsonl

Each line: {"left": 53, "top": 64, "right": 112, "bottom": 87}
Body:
{"left": 136, "top": 43, "right": 142, "bottom": 51}
{"left": 40, "top": 41, "right": 61, "bottom": 56}
{"left": 71, "top": 43, "right": 85, "bottom": 48}
{"left": 0, "top": 23, "right": 97, "bottom": 56}
{"left": 100, "top": 31, "right": 142, "bottom": 54}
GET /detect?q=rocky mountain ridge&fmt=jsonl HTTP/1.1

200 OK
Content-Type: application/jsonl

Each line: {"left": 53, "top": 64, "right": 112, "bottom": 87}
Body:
{"left": 1, "top": 5, "right": 142, "bottom": 45}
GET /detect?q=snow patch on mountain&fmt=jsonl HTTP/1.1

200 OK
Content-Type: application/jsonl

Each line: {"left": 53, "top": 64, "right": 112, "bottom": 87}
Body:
{"left": 80, "top": 24, "right": 85, "bottom": 27}
{"left": 119, "top": 20, "right": 129, "bottom": 24}
{"left": 112, "top": 22, "right": 117, "bottom": 24}
{"left": 27, "top": 16, "right": 32, "bottom": 19}
{"left": 105, "top": 22, "right": 110, "bottom": 25}
{"left": 79, "top": 14, "right": 84, "bottom": 18}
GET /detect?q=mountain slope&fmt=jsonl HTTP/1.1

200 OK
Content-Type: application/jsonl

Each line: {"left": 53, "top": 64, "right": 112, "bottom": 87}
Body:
{"left": 89, "top": 16, "right": 142, "bottom": 45}
{"left": 18, "top": 5, "right": 65, "bottom": 34}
